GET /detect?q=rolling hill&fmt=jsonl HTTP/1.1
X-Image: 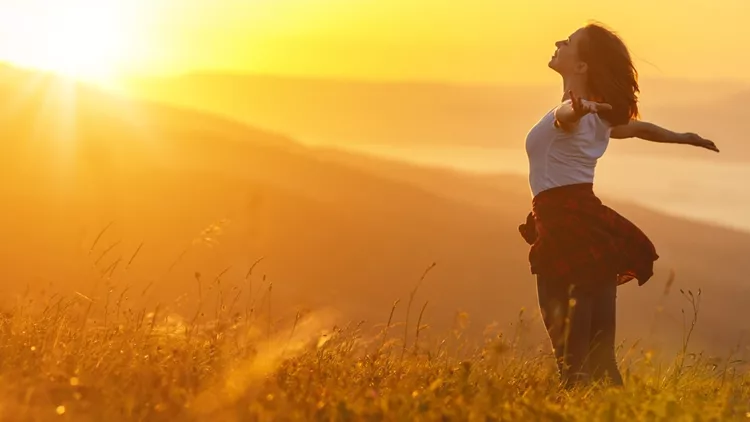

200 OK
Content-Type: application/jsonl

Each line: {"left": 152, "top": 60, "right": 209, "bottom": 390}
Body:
{"left": 1, "top": 64, "right": 749, "bottom": 359}
{"left": 122, "top": 72, "right": 749, "bottom": 161}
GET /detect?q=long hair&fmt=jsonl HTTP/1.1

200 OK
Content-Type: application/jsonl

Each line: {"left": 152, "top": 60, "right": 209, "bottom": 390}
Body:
{"left": 578, "top": 23, "right": 640, "bottom": 126}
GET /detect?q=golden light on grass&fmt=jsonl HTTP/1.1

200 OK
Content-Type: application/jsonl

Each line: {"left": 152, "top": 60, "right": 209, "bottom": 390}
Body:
{"left": 0, "top": 289, "right": 747, "bottom": 420}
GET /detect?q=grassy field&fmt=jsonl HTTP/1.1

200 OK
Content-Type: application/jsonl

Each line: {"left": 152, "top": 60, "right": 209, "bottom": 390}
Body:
{"left": 0, "top": 280, "right": 747, "bottom": 422}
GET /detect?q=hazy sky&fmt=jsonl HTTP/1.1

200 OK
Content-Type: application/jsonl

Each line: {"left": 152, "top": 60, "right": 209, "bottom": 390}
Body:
{"left": 0, "top": 0, "right": 747, "bottom": 84}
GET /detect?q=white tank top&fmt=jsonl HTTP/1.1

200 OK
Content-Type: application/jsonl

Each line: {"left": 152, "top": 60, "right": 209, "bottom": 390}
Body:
{"left": 525, "top": 102, "right": 612, "bottom": 197}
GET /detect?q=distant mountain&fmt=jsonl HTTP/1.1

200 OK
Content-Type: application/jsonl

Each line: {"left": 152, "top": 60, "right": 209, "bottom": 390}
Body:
{"left": 1, "top": 64, "right": 748, "bottom": 357}
{"left": 122, "top": 72, "right": 750, "bottom": 161}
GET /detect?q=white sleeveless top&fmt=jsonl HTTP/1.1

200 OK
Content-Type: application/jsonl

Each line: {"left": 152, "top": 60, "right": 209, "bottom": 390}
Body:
{"left": 524, "top": 102, "right": 612, "bottom": 197}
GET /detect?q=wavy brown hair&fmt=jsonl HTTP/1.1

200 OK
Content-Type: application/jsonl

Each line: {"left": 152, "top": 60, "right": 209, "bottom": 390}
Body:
{"left": 578, "top": 23, "right": 640, "bottom": 126}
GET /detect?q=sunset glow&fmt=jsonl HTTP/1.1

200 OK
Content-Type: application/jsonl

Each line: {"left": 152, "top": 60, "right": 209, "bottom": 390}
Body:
{"left": 0, "top": 0, "right": 136, "bottom": 84}
{"left": 0, "top": 0, "right": 747, "bottom": 85}
{"left": 0, "top": 0, "right": 747, "bottom": 418}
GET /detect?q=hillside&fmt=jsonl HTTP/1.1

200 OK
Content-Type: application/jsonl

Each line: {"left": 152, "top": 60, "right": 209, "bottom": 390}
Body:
{"left": 123, "top": 72, "right": 749, "bottom": 161}
{"left": 0, "top": 64, "right": 749, "bottom": 358}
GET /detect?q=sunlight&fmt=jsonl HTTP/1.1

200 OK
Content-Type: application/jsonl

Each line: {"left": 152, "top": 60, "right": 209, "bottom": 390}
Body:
{"left": 0, "top": 0, "right": 135, "bottom": 85}
{"left": 0, "top": 1, "right": 158, "bottom": 185}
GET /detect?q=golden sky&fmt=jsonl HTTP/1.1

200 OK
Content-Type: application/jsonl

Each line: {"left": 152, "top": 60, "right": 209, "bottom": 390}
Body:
{"left": 0, "top": 0, "right": 746, "bottom": 84}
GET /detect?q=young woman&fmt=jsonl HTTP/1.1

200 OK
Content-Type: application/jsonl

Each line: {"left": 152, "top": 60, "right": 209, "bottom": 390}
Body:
{"left": 518, "top": 23, "right": 718, "bottom": 388}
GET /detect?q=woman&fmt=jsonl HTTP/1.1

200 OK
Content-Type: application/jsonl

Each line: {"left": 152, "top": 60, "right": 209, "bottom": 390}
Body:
{"left": 518, "top": 23, "right": 718, "bottom": 388}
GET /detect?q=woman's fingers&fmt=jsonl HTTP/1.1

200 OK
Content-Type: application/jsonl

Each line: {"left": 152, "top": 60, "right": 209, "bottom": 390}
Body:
{"left": 687, "top": 133, "right": 720, "bottom": 152}
{"left": 570, "top": 91, "right": 588, "bottom": 117}
{"left": 703, "top": 140, "right": 720, "bottom": 152}
{"left": 568, "top": 92, "right": 614, "bottom": 115}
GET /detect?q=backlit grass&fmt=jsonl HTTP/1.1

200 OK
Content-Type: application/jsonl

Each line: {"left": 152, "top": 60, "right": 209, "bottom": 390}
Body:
{"left": 0, "top": 281, "right": 747, "bottom": 421}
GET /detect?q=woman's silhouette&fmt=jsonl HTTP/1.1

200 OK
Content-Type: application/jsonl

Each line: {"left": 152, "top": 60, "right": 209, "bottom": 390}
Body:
{"left": 519, "top": 22, "right": 718, "bottom": 388}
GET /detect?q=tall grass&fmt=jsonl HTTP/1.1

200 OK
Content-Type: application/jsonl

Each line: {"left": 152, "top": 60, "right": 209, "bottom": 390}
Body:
{"left": 0, "top": 277, "right": 748, "bottom": 421}
{"left": 1, "top": 226, "right": 747, "bottom": 420}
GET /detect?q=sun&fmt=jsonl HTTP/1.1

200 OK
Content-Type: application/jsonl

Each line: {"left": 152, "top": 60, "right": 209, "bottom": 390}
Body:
{"left": 0, "top": 1, "right": 134, "bottom": 85}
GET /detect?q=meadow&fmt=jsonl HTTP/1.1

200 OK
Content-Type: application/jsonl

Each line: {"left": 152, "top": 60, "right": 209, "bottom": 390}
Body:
{"left": 1, "top": 261, "right": 747, "bottom": 421}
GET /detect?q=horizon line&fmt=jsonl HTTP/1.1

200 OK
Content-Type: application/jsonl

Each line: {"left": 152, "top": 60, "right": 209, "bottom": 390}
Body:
{"left": 2, "top": 60, "right": 748, "bottom": 92}
{"left": 122, "top": 68, "right": 750, "bottom": 90}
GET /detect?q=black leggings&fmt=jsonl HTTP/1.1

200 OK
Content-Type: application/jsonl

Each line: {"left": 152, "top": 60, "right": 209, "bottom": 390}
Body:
{"left": 536, "top": 274, "right": 624, "bottom": 388}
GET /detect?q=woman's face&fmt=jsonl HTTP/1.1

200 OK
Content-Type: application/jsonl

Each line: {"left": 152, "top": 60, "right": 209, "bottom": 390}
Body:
{"left": 549, "top": 27, "right": 587, "bottom": 77}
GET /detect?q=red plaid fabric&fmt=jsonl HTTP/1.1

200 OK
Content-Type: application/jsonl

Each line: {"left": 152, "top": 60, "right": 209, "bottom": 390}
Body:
{"left": 518, "top": 183, "right": 659, "bottom": 286}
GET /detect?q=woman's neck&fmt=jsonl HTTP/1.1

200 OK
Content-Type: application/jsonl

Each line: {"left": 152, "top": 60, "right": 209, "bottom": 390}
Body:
{"left": 561, "top": 76, "right": 589, "bottom": 101}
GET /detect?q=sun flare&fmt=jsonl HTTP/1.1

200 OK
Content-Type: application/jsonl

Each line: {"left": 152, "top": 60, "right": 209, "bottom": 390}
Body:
{"left": 0, "top": 1, "right": 135, "bottom": 84}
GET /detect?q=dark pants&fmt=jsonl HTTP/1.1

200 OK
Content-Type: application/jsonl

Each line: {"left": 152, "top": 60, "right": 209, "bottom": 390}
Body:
{"left": 536, "top": 273, "right": 624, "bottom": 388}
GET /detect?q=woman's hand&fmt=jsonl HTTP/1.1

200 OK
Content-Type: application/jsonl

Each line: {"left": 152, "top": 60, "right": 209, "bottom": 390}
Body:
{"left": 569, "top": 90, "right": 612, "bottom": 117}
{"left": 555, "top": 91, "right": 613, "bottom": 131}
{"left": 679, "top": 132, "right": 719, "bottom": 152}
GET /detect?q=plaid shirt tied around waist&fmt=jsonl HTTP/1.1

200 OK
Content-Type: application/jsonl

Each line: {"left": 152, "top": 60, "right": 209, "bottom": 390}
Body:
{"left": 518, "top": 183, "right": 659, "bottom": 286}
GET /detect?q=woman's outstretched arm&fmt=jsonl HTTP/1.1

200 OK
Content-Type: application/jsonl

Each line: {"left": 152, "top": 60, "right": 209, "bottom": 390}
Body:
{"left": 610, "top": 120, "right": 719, "bottom": 152}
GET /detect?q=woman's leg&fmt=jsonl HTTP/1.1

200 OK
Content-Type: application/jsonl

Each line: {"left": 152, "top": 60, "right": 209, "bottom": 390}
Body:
{"left": 587, "top": 274, "right": 624, "bottom": 386}
{"left": 536, "top": 275, "right": 594, "bottom": 388}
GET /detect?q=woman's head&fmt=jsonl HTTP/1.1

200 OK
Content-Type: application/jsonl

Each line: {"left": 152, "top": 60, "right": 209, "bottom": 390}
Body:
{"left": 548, "top": 23, "right": 639, "bottom": 126}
